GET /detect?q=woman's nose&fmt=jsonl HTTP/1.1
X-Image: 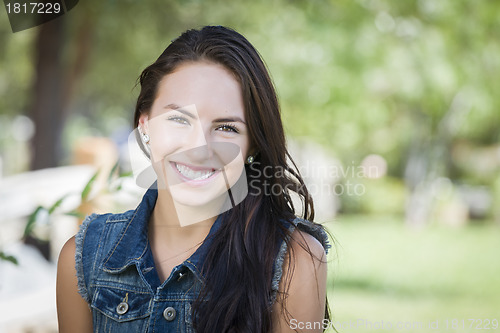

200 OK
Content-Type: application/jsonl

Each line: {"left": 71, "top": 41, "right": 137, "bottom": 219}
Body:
{"left": 184, "top": 122, "right": 213, "bottom": 161}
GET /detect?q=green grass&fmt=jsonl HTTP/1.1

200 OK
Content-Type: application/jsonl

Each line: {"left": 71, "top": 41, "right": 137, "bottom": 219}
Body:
{"left": 323, "top": 215, "right": 500, "bottom": 333}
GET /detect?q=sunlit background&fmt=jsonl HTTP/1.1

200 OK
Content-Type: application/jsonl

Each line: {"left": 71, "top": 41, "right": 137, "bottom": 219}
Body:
{"left": 0, "top": 0, "right": 499, "bottom": 332}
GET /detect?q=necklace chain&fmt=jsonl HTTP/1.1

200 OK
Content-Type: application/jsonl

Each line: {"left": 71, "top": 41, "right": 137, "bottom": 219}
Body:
{"left": 154, "top": 240, "right": 204, "bottom": 264}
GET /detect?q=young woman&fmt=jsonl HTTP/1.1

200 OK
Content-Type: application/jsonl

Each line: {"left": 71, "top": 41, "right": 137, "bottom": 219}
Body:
{"left": 57, "top": 26, "right": 331, "bottom": 332}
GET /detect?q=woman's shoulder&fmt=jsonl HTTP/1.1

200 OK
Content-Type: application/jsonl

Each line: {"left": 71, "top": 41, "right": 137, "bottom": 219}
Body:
{"left": 73, "top": 209, "right": 136, "bottom": 303}
{"left": 76, "top": 210, "right": 136, "bottom": 240}
{"left": 271, "top": 216, "right": 330, "bottom": 300}
{"left": 74, "top": 210, "right": 137, "bottom": 265}
{"left": 286, "top": 217, "right": 331, "bottom": 255}
{"left": 271, "top": 218, "right": 329, "bottom": 328}
{"left": 79, "top": 209, "right": 136, "bottom": 226}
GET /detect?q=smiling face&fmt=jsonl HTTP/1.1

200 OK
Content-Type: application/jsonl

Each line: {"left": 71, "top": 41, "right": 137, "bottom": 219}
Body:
{"left": 139, "top": 62, "right": 250, "bottom": 212}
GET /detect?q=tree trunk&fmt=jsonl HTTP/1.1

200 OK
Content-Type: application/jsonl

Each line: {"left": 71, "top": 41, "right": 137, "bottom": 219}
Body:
{"left": 30, "top": 18, "right": 66, "bottom": 170}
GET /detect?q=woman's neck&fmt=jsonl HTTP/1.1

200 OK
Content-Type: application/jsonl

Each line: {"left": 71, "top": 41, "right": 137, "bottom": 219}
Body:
{"left": 148, "top": 189, "right": 217, "bottom": 281}
{"left": 149, "top": 188, "right": 216, "bottom": 247}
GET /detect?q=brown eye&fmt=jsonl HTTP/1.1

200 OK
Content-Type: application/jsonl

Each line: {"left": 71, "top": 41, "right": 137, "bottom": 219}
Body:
{"left": 168, "top": 116, "right": 190, "bottom": 125}
{"left": 216, "top": 124, "right": 239, "bottom": 133}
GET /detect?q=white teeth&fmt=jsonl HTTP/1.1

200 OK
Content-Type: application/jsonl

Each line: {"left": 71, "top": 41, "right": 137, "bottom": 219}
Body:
{"left": 175, "top": 163, "right": 216, "bottom": 180}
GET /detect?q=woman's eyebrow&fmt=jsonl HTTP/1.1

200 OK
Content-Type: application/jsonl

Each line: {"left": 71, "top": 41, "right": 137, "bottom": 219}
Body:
{"left": 213, "top": 117, "right": 246, "bottom": 124}
{"left": 163, "top": 103, "right": 197, "bottom": 119}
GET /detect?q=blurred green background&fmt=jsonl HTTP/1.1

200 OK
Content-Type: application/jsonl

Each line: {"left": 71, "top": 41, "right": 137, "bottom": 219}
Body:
{"left": 0, "top": 0, "right": 499, "bottom": 332}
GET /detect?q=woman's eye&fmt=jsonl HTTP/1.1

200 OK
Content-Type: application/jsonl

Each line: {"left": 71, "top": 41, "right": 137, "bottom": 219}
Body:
{"left": 216, "top": 124, "right": 239, "bottom": 133}
{"left": 168, "top": 116, "right": 190, "bottom": 125}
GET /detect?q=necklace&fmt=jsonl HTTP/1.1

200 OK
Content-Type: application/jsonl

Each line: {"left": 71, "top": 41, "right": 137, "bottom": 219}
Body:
{"left": 153, "top": 239, "right": 204, "bottom": 265}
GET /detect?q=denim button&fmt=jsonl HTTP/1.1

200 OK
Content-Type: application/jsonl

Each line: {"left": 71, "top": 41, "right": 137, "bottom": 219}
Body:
{"left": 163, "top": 307, "right": 176, "bottom": 321}
{"left": 116, "top": 302, "right": 129, "bottom": 315}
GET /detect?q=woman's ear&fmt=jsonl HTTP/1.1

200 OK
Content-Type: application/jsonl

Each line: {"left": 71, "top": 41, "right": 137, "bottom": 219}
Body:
{"left": 138, "top": 113, "right": 150, "bottom": 134}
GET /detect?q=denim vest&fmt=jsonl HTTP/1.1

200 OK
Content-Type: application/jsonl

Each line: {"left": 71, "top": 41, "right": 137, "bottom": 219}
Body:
{"left": 75, "top": 188, "right": 330, "bottom": 332}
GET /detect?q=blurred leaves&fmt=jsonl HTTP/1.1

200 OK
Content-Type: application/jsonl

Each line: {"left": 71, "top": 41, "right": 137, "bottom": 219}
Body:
{"left": 0, "top": 251, "right": 19, "bottom": 265}
{"left": 81, "top": 170, "right": 99, "bottom": 202}
{"left": 2, "top": 0, "right": 499, "bottom": 159}
{"left": 48, "top": 195, "right": 68, "bottom": 214}
{"left": 23, "top": 206, "right": 46, "bottom": 239}
{"left": 1, "top": 0, "right": 499, "bottom": 216}
{"left": 22, "top": 162, "right": 130, "bottom": 242}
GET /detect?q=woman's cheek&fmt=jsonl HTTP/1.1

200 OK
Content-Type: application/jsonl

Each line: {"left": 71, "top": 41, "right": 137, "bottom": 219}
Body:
{"left": 148, "top": 138, "right": 172, "bottom": 163}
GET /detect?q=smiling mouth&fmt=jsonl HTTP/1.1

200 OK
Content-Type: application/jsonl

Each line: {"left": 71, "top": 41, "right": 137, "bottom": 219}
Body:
{"left": 173, "top": 162, "right": 219, "bottom": 181}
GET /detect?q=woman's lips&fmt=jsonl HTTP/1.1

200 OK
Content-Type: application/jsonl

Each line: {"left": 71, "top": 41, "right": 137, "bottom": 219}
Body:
{"left": 171, "top": 161, "right": 221, "bottom": 184}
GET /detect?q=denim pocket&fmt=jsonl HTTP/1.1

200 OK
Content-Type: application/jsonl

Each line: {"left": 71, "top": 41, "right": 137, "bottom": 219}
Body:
{"left": 92, "top": 286, "right": 152, "bottom": 332}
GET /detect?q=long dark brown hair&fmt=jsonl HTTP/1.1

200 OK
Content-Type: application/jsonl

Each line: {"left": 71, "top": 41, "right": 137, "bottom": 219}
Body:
{"left": 134, "top": 26, "right": 330, "bottom": 332}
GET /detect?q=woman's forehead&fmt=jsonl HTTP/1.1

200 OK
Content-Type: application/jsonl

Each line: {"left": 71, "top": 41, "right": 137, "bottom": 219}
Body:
{"left": 151, "top": 62, "right": 244, "bottom": 117}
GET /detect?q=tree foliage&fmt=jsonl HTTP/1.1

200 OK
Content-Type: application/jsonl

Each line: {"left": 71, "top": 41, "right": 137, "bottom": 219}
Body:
{"left": 0, "top": 0, "right": 498, "bottom": 181}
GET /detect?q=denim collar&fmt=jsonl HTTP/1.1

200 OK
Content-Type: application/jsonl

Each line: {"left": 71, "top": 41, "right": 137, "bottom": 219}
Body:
{"left": 102, "top": 187, "right": 222, "bottom": 283}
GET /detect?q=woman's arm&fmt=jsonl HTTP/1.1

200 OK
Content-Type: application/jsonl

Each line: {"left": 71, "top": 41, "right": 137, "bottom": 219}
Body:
{"left": 56, "top": 236, "right": 93, "bottom": 333}
{"left": 273, "top": 230, "right": 328, "bottom": 333}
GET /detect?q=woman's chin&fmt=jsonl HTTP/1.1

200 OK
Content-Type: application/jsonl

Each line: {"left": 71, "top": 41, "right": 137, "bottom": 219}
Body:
{"left": 169, "top": 186, "right": 229, "bottom": 209}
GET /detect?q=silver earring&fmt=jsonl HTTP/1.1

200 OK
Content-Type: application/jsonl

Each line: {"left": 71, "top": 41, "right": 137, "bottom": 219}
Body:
{"left": 246, "top": 155, "right": 254, "bottom": 164}
{"left": 142, "top": 133, "right": 150, "bottom": 144}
